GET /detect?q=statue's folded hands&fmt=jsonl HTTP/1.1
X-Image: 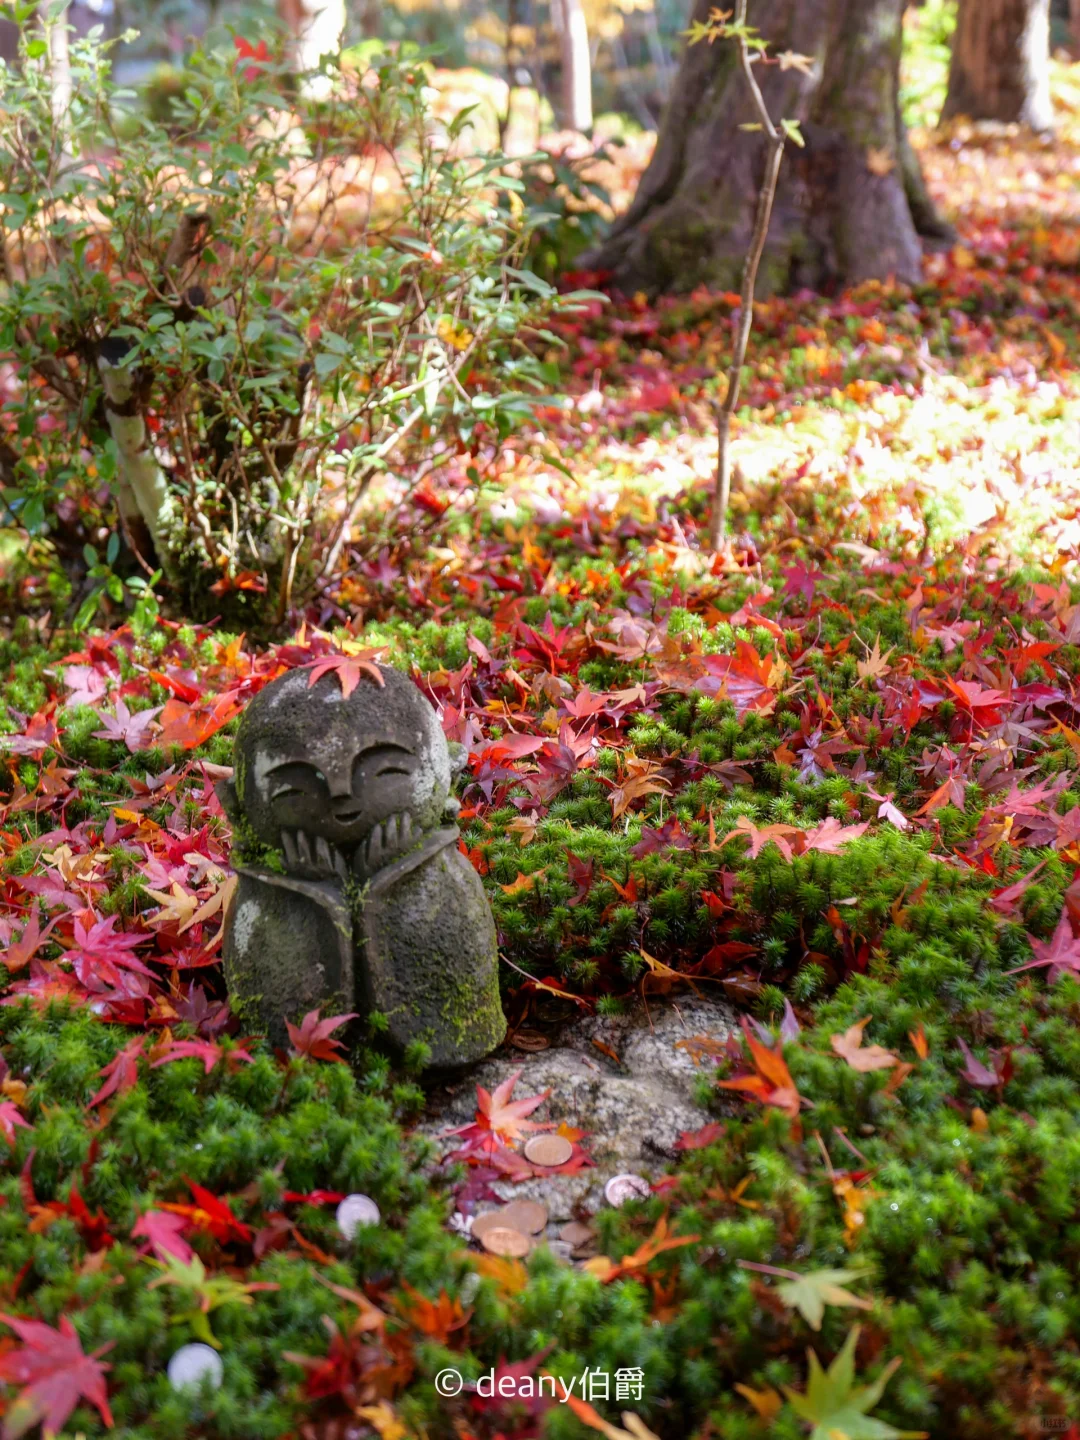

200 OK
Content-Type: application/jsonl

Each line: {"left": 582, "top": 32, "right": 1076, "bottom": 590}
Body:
{"left": 280, "top": 828, "right": 350, "bottom": 882}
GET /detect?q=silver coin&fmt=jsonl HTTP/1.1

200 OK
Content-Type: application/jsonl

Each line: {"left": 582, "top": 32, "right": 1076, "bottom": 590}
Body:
{"left": 336, "top": 1192, "right": 381, "bottom": 1238}
{"left": 604, "top": 1173, "right": 650, "bottom": 1207}
{"left": 167, "top": 1343, "right": 224, "bottom": 1392}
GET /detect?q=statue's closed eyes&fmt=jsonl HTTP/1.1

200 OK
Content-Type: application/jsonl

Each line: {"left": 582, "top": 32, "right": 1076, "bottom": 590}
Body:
{"left": 217, "top": 664, "right": 506, "bottom": 1068}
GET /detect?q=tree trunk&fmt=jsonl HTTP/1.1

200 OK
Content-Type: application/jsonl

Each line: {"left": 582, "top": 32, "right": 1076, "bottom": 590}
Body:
{"left": 942, "top": 0, "right": 1052, "bottom": 131}
{"left": 590, "top": 0, "right": 949, "bottom": 298}
{"left": 278, "top": 0, "right": 346, "bottom": 97}
{"left": 0, "top": 17, "right": 19, "bottom": 67}
{"left": 43, "top": 3, "right": 71, "bottom": 134}
{"left": 553, "top": 0, "right": 593, "bottom": 132}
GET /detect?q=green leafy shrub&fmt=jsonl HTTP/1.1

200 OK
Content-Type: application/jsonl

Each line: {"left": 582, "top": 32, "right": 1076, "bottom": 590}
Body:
{"left": 0, "top": 17, "right": 581, "bottom": 624}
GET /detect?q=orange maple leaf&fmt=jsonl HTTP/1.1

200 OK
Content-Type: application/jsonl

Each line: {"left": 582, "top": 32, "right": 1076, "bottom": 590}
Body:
{"left": 582, "top": 1215, "right": 699, "bottom": 1284}
{"left": 476, "top": 1069, "right": 552, "bottom": 1144}
{"left": 394, "top": 1284, "right": 470, "bottom": 1344}
{"left": 717, "top": 1019, "right": 808, "bottom": 1120}
{"left": 830, "top": 1016, "right": 899, "bottom": 1073}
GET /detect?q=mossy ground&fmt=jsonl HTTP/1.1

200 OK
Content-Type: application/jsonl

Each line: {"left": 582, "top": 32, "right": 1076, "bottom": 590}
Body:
{"left": 7, "top": 23, "right": 1080, "bottom": 1429}
{"left": 3, "top": 522, "right": 1080, "bottom": 1439}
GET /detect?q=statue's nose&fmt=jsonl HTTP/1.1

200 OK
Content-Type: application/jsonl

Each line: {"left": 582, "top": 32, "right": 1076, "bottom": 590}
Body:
{"left": 330, "top": 789, "right": 363, "bottom": 822}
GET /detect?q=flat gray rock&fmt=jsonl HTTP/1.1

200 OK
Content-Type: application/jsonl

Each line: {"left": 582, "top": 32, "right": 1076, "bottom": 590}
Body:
{"left": 419, "top": 995, "right": 737, "bottom": 1228}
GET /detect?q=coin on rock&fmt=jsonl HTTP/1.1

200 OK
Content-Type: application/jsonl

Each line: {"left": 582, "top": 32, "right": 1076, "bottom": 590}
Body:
{"left": 559, "top": 1221, "right": 594, "bottom": 1248}
{"left": 501, "top": 1199, "right": 548, "bottom": 1235}
{"left": 481, "top": 1226, "right": 531, "bottom": 1258}
{"left": 523, "top": 1134, "right": 573, "bottom": 1167}
{"left": 604, "top": 1173, "right": 650, "bottom": 1207}
{"left": 469, "top": 1210, "right": 508, "bottom": 1241}
{"left": 336, "top": 1193, "right": 381, "bottom": 1238}
{"left": 510, "top": 1029, "right": 550, "bottom": 1052}
{"left": 168, "top": 1343, "right": 224, "bottom": 1392}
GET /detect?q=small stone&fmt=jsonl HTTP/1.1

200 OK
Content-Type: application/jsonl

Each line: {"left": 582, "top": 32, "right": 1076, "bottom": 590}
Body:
{"left": 336, "top": 1193, "right": 381, "bottom": 1238}
{"left": 167, "top": 1343, "right": 224, "bottom": 1392}
{"left": 547, "top": 1240, "right": 574, "bottom": 1264}
{"left": 481, "top": 1226, "right": 531, "bottom": 1258}
{"left": 604, "top": 1173, "right": 650, "bottom": 1207}
{"left": 500, "top": 1199, "right": 548, "bottom": 1235}
{"left": 523, "top": 1134, "right": 573, "bottom": 1167}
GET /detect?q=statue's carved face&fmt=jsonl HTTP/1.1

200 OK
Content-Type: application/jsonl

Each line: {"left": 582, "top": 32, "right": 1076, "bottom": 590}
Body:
{"left": 261, "top": 739, "right": 420, "bottom": 844}
{"left": 232, "top": 666, "right": 454, "bottom": 874}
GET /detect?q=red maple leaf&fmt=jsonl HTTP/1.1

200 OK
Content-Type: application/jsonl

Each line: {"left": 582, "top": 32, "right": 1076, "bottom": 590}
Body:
{"left": 5, "top": 909, "right": 58, "bottom": 973}
{"left": 89, "top": 1035, "right": 145, "bottom": 1109}
{"left": 0, "top": 1312, "right": 114, "bottom": 1438}
{"left": 781, "top": 560, "right": 826, "bottom": 605}
{"left": 303, "top": 651, "right": 386, "bottom": 699}
{"left": 717, "top": 1018, "right": 808, "bottom": 1122}
{"left": 132, "top": 1208, "right": 194, "bottom": 1264}
{"left": 474, "top": 1070, "right": 552, "bottom": 1144}
{"left": 0, "top": 1101, "right": 32, "bottom": 1148}
{"left": 1, "top": 704, "right": 59, "bottom": 757}
{"left": 698, "top": 641, "right": 778, "bottom": 717}
{"left": 64, "top": 1185, "right": 114, "bottom": 1251}
{"left": 150, "top": 1038, "right": 253, "bottom": 1075}
{"left": 798, "top": 817, "right": 870, "bottom": 855}
{"left": 233, "top": 34, "right": 271, "bottom": 82}
{"left": 956, "top": 1038, "right": 1006, "bottom": 1090}
{"left": 286, "top": 1009, "right": 358, "bottom": 1063}
{"left": 159, "top": 1178, "right": 252, "bottom": 1246}
{"left": 444, "top": 1070, "right": 553, "bottom": 1148}
{"left": 61, "top": 915, "right": 153, "bottom": 991}
{"left": 718, "top": 815, "right": 801, "bottom": 862}
{"left": 91, "top": 699, "right": 162, "bottom": 753}
{"left": 1008, "top": 906, "right": 1080, "bottom": 982}
{"left": 675, "top": 1122, "right": 725, "bottom": 1151}
{"left": 565, "top": 851, "right": 595, "bottom": 906}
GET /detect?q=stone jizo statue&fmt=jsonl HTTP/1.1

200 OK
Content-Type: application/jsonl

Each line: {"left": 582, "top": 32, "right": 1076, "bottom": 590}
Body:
{"left": 217, "top": 663, "right": 506, "bottom": 1068}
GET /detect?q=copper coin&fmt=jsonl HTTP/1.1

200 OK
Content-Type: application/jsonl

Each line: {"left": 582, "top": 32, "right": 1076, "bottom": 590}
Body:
{"left": 501, "top": 1199, "right": 548, "bottom": 1235}
{"left": 524, "top": 1134, "right": 573, "bottom": 1167}
{"left": 559, "top": 1221, "right": 594, "bottom": 1248}
{"left": 481, "top": 1226, "right": 531, "bottom": 1258}
{"left": 604, "top": 1173, "right": 650, "bottom": 1207}
{"left": 470, "top": 1210, "right": 509, "bottom": 1241}
{"left": 510, "top": 1029, "right": 550, "bottom": 1053}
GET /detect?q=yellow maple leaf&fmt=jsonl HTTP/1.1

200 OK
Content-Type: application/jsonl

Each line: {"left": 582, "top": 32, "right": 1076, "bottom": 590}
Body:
{"left": 356, "top": 1403, "right": 408, "bottom": 1440}
{"left": 734, "top": 1383, "right": 782, "bottom": 1420}
{"left": 144, "top": 881, "right": 199, "bottom": 930}
{"left": 500, "top": 869, "right": 546, "bottom": 895}
{"left": 436, "top": 316, "right": 474, "bottom": 352}
{"left": 856, "top": 635, "right": 893, "bottom": 682}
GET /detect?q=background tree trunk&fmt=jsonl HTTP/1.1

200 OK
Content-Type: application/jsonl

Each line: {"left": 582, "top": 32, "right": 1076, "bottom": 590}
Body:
{"left": 553, "top": 0, "right": 593, "bottom": 132}
{"left": 43, "top": 2, "right": 71, "bottom": 133}
{"left": 942, "top": 0, "right": 1052, "bottom": 131}
{"left": 590, "top": 0, "right": 949, "bottom": 297}
{"left": 278, "top": 0, "right": 346, "bottom": 97}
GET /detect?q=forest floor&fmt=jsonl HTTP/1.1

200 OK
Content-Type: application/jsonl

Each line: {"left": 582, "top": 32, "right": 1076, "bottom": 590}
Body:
{"left": 6, "top": 47, "right": 1080, "bottom": 1440}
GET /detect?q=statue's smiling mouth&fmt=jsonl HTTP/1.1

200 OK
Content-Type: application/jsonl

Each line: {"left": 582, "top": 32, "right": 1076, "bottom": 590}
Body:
{"left": 331, "top": 805, "right": 365, "bottom": 825}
